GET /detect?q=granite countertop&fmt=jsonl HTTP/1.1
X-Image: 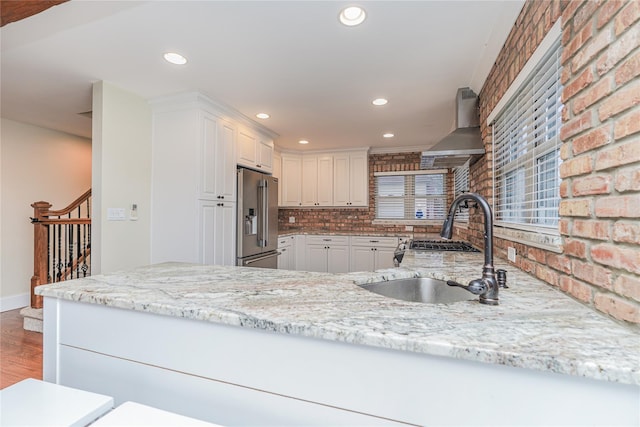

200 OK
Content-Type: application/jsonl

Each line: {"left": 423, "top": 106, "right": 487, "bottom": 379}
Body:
{"left": 36, "top": 251, "right": 640, "bottom": 386}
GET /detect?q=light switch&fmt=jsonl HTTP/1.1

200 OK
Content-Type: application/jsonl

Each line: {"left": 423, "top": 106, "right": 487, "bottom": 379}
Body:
{"left": 130, "top": 204, "right": 138, "bottom": 221}
{"left": 289, "top": 216, "right": 295, "bottom": 223}
{"left": 107, "top": 208, "right": 126, "bottom": 221}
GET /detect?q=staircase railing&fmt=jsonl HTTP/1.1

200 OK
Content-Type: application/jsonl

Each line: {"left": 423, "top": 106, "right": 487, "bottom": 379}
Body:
{"left": 30, "top": 189, "right": 92, "bottom": 308}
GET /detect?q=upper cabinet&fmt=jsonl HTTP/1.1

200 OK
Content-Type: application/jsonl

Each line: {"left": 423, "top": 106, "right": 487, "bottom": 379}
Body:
{"left": 237, "top": 127, "right": 274, "bottom": 173}
{"left": 281, "top": 154, "right": 302, "bottom": 206}
{"left": 272, "top": 151, "right": 282, "bottom": 205}
{"left": 301, "top": 155, "right": 333, "bottom": 206}
{"left": 333, "top": 151, "right": 368, "bottom": 207}
{"left": 279, "top": 149, "right": 368, "bottom": 207}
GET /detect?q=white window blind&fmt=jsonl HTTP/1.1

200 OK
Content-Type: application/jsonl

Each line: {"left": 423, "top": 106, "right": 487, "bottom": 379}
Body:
{"left": 492, "top": 38, "right": 563, "bottom": 231}
{"left": 454, "top": 160, "right": 470, "bottom": 222}
{"left": 375, "top": 172, "right": 446, "bottom": 220}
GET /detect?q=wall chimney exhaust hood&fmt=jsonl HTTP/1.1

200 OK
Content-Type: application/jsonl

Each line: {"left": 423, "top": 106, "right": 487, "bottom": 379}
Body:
{"left": 421, "top": 87, "right": 485, "bottom": 169}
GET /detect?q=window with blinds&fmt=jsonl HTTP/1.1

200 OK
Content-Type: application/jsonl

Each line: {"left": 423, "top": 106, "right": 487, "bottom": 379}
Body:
{"left": 492, "top": 38, "right": 563, "bottom": 232}
{"left": 454, "top": 160, "right": 470, "bottom": 222}
{"left": 375, "top": 172, "right": 446, "bottom": 220}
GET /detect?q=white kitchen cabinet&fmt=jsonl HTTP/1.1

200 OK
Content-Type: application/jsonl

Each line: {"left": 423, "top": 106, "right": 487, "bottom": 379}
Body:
{"left": 281, "top": 154, "right": 302, "bottom": 207}
{"left": 237, "top": 128, "right": 273, "bottom": 173}
{"left": 282, "top": 150, "right": 366, "bottom": 207}
{"left": 277, "top": 236, "right": 295, "bottom": 270}
{"left": 304, "top": 236, "right": 349, "bottom": 273}
{"left": 301, "top": 155, "right": 333, "bottom": 206}
{"left": 214, "top": 119, "right": 237, "bottom": 201}
{"left": 349, "top": 236, "right": 399, "bottom": 272}
{"left": 198, "top": 201, "right": 236, "bottom": 266}
{"left": 333, "top": 150, "right": 368, "bottom": 207}
{"left": 273, "top": 151, "right": 282, "bottom": 205}
{"left": 201, "top": 114, "right": 236, "bottom": 201}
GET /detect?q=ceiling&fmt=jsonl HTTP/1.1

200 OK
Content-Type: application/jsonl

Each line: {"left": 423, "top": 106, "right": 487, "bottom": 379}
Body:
{"left": 1, "top": 1, "right": 524, "bottom": 152}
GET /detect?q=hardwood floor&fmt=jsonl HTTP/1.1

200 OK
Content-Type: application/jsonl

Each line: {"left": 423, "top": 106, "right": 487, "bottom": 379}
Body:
{"left": 0, "top": 309, "right": 43, "bottom": 389}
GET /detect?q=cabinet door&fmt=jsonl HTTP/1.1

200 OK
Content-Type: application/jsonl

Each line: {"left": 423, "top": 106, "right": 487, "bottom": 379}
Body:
{"left": 317, "top": 155, "right": 334, "bottom": 206}
{"left": 301, "top": 156, "right": 318, "bottom": 206}
{"left": 305, "top": 245, "right": 328, "bottom": 272}
{"left": 215, "top": 120, "right": 237, "bottom": 201}
{"left": 200, "top": 114, "right": 218, "bottom": 199}
{"left": 349, "top": 153, "right": 368, "bottom": 206}
{"left": 237, "top": 129, "right": 257, "bottom": 168}
{"left": 198, "top": 200, "right": 217, "bottom": 265}
{"left": 281, "top": 155, "right": 302, "bottom": 207}
{"left": 213, "top": 202, "right": 237, "bottom": 266}
{"left": 333, "top": 154, "right": 350, "bottom": 206}
{"left": 350, "top": 246, "right": 375, "bottom": 272}
{"left": 374, "top": 247, "right": 396, "bottom": 270}
{"left": 257, "top": 139, "right": 274, "bottom": 172}
{"left": 273, "top": 152, "right": 282, "bottom": 206}
{"left": 328, "top": 245, "right": 350, "bottom": 273}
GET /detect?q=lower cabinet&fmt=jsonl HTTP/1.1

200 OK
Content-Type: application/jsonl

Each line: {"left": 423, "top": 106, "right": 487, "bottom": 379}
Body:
{"left": 304, "top": 236, "right": 350, "bottom": 273}
{"left": 277, "top": 236, "right": 295, "bottom": 270}
{"left": 199, "top": 200, "right": 236, "bottom": 266}
{"left": 349, "top": 237, "right": 399, "bottom": 272}
{"left": 280, "top": 235, "right": 402, "bottom": 273}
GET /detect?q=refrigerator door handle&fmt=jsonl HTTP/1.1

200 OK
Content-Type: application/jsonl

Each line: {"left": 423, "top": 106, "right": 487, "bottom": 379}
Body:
{"left": 262, "top": 179, "right": 269, "bottom": 247}
{"left": 244, "top": 251, "right": 281, "bottom": 265}
{"left": 257, "top": 179, "right": 267, "bottom": 248}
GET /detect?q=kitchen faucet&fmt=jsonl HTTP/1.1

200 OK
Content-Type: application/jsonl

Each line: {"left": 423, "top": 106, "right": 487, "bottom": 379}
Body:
{"left": 440, "top": 193, "right": 499, "bottom": 305}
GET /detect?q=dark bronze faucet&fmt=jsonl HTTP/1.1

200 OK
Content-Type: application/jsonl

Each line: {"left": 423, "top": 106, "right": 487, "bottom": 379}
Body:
{"left": 440, "top": 193, "right": 499, "bottom": 305}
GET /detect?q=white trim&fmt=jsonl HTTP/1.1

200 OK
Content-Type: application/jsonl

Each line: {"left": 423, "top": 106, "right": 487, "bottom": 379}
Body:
{"left": 372, "top": 219, "right": 444, "bottom": 226}
{"left": 374, "top": 169, "right": 447, "bottom": 177}
{"left": 0, "top": 293, "right": 30, "bottom": 312}
{"left": 487, "top": 20, "right": 562, "bottom": 125}
{"left": 494, "top": 226, "right": 563, "bottom": 253}
{"left": 369, "top": 145, "right": 430, "bottom": 154}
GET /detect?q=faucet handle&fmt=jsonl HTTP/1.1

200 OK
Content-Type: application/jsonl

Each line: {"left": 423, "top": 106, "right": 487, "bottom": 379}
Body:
{"left": 497, "top": 269, "right": 508, "bottom": 288}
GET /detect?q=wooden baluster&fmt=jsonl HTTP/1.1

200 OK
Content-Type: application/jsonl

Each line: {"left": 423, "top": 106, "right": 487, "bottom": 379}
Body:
{"left": 30, "top": 201, "right": 52, "bottom": 309}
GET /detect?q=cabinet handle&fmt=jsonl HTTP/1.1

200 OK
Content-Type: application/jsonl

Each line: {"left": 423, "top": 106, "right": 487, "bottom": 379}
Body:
{"left": 257, "top": 164, "right": 262, "bottom": 168}
{"left": 322, "top": 239, "right": 331, "bottom": 241}
{"left": 370, "top": 240, "right": 379, "bottom": 243}
{"left": 221, "top": 196, "right": 224, "bottom": 199}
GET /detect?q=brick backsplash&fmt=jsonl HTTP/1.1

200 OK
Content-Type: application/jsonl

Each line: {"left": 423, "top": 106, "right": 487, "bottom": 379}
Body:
{"left": 458, "top": 0, "right": 640, "bottom": 325}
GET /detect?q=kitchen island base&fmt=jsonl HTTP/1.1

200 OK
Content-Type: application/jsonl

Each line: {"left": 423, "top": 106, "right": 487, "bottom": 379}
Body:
{"left": 44, "top": 298, "right": 638, "bottom": 426}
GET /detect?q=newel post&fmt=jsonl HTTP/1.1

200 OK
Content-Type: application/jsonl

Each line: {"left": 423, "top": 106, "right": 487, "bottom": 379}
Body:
{"left": 31, "top": 201, "right": 52, "bottom": 308}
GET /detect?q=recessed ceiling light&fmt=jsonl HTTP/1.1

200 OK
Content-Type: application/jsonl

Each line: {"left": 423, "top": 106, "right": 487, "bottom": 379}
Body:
{"left": 163, "top": 52, "right": 187, "bottom": 65}
{"left": 256, "top": 113, "right": 270, "bottom": 119}
{"left": 298, "top": 140, "right": 309, "bottom": 145}
{"left": 339, "top": 6, "right": 366, "bottom": 26}
{"left": 383, "top": 133, "right": 394, "bottom": 138}
{"left": 372, "top": 98, "right": 388, "bottom": 106}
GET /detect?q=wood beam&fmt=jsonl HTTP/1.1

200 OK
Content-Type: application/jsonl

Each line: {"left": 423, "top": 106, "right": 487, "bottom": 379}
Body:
{"left": 1, "top": 0, "right": 68, "bottom": 27}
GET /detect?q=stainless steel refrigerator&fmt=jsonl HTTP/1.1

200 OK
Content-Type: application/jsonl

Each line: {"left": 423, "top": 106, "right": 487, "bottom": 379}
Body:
{"left": 236, "top": 168, "right": 279, "bottom": 268}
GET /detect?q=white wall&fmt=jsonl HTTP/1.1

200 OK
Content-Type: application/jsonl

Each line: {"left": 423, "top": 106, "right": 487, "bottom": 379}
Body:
{"left": 92, "top": 81, "right": 151, "bottom": 274}
{"left": 0, "top": 118, "right": 91, "bottom": 311}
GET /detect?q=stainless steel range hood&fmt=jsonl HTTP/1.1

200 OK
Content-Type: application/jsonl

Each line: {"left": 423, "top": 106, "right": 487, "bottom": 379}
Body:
{"left": 421, "top": 87, "right": 485, "bottom": 169}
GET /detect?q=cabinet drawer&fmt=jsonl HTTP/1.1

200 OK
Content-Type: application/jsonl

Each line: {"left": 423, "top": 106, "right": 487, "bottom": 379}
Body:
{"left": 305, "top": 235, "right": 349, "bottom": 245}
{"left": 278, "top": 236, "right": 295, "bottom": 248}
{"left": 350, "top": 236, "right": 399, "bottom": 248}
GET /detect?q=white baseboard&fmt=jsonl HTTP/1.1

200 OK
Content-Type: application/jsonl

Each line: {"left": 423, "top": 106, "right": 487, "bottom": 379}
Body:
{"left": 0, "top": 293, "right": 30, "bottom": 312}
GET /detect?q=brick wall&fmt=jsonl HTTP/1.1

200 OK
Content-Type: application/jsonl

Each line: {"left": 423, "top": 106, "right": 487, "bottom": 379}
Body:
{"left": 459, "top": 0, "right": 639, "bottom": 325}
{"left": 278, "top": 152, "right": 447, "bottom": 235}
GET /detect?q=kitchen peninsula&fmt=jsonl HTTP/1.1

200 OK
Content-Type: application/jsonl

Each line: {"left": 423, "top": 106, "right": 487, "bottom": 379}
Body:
{"left": 36, "top": 250, "right": 639, "bottom": 426}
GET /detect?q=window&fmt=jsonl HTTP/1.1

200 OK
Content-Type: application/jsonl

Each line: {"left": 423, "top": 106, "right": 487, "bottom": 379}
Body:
{"left": 492, "top": 37, "right": 562, "bottom": 232}
{"left": 453, "top": 160, "right": 470, "bottom": 222}
{"left": 375, "top": 171, "right": 446, "bottom": 220}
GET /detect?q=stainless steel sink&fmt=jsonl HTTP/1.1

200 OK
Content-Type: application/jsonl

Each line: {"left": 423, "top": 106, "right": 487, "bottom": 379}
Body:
{"left": 359, "top": 277, "right": 475, "bottom": 304}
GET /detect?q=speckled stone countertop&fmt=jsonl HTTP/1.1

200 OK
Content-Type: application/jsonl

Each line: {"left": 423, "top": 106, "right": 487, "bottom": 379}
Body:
{"left": 36, "top": 251, "right": 640, "bottom": 386}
